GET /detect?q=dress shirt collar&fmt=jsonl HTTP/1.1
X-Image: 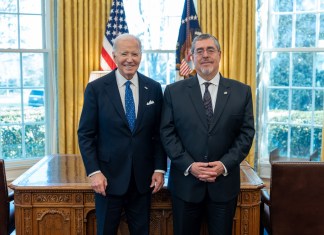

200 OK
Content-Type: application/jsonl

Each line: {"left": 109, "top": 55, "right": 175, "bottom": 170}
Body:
{"left": 197, "top": 72, "right": 220, "bottom": 87}
{"left": 116, "top": 69, "right": 139, "bottom": 88}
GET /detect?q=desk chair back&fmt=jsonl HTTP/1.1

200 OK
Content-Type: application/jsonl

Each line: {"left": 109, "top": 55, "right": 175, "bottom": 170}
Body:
{"left": 267, "top": 162, "right": 324, "bottom": 235}
{"left": 0, "top": 159, "right": 15, "bottom": 235}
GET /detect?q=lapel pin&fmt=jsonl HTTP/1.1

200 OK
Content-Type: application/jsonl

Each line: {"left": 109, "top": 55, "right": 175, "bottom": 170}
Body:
{"left": 224, "top": 91, "right": 228, "bottom": 95}
{"left": 144, "top": 86, "right": 148, "bottom": 89}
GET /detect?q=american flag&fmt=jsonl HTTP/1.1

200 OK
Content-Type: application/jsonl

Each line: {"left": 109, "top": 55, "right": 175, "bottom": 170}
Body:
{"left": 100, "top": 0, "right": 129, "bottom": 71}
{"left": 180, "top": 58, "right": 192, "bottom": 75}
{"left": 176, "top": 0, "right": 201, "bottom": 77}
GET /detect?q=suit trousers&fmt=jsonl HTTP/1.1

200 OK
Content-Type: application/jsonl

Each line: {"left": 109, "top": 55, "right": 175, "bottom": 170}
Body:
{"left": 95, "top": 171, "right": 152, "bottom": 235}
{"left": 171, "top": 192, "right": 237, "bottom": 235}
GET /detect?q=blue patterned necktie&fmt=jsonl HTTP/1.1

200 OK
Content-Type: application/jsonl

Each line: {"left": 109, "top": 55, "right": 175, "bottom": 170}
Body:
{"left": 203, "top": 82, "right": 213, "bottom": 123}
{"left": 125, "top": 81, "right": 136, "bottom": 132}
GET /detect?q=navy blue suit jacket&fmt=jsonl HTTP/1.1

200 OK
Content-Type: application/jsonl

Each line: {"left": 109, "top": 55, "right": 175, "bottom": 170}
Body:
{"left": 160, "top": 75, "right": 255, "bottom": 203}
{"left": 78, "top": 70, "right": 167, "bottom": 196}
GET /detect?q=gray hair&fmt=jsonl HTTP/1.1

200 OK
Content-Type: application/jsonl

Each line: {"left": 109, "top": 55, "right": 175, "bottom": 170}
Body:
{"left": 191, "top": 33, "right": 221, "bottom": 54}
{"left": 112, "top": 34, "right": 142, "bottom": 53}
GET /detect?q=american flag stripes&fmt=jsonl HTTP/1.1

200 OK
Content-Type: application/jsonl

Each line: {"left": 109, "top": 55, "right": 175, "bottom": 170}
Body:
{"left": 179, "top": 58, "right": 192, "bottom": 76}
{"left": 100, "top": 0, "right": 129, "bottom": 71}
{"left": 176, "top": 0, "right": 201, "bottom": 78}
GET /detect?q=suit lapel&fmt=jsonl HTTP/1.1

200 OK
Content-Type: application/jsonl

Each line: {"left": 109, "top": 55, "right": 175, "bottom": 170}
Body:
{"left": 187, "top": 77, "right": 208, "bottom": 129}
{"left": 210, "top": 76, "right": 230, "bottom": 130}
{"left": 134, "top": 75, "right": 148, "bottom": 133}
{"left": 104, "top": 72, "right": 129, "bottom": 126}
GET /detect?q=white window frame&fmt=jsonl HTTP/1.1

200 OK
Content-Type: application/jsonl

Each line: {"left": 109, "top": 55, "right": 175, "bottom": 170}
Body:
{"left": 257, "top": 0, "right": 324, "bottom": 177}
{"left": 0, "top": 0, "right": 56, "bottom": 180}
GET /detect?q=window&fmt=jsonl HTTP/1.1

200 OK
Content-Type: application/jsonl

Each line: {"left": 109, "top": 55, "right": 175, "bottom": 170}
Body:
{"left": 257, "top": 0, "right": 324, "bottom": 164}
{"left": 0, "top": 0, "right": 53, "bottom": 161}
{"left": 124, "top": 0, "right": 187, "bottom": 88}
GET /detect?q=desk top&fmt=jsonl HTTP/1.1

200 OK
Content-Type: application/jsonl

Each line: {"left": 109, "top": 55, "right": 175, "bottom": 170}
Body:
{"left": 10, "top": 155, "right": 264, "bottom": 191}
{"left": 10, "top": 154, "right": 91, "bottom": 191}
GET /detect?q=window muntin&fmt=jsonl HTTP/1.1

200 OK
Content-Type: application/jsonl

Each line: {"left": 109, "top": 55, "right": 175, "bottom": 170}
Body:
{"left": 258, "top": 0, "right": 324, "bottom": 161}
{"left": 0, "top": 0, "right": 49, "bottom": 160}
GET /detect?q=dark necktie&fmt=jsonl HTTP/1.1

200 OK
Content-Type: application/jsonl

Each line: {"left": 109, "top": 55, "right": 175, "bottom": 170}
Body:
{"left": 203, "top": 82, "right": 213, "bottom": 123}
{"left": 125, "top": 81, "right": 136, "bottom": 132}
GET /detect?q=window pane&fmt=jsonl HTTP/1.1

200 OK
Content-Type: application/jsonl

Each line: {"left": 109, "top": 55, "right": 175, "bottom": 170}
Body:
{"left": 0, "top": 125, "right": 22, "bottom": 159}
{"left": 291, "top": 89, "right": 312, "bottom": 112}
{"left": 0, "top": 14, "right": 18, "bottom": 48}
{"left": 290, "top": 126, "right": 311, "bottom": 157}
{"left": 139, "top": 52, "right": 176, "bottom": 86}
{"left": 25, "top": 124, "right": 45, "bottom": 158}
{"left": 315, "top": 90, "right": 324, "bottom": 125}
{"left": 124, "top": 0, "right": 182, "bottom": 50}
{"left": 22, "top": 53, "right": 44, "bottom": 87}
{"left": 20, "top": 0, "right": 42, "bottom": 14}
{"left": 20, "top": 15, "right": 43, "bottom": 49}
{"left": 24, "top": 88, "right": 45, "bottom": 121}
{"left": 271, "top": 14, "right": 292, "bottom": 48}
{"left": 296, "top": 0, "right": 316, "bottom": 11}
{"left": 272, "top": 0, "right": 293, "bottom": 12}
{"left": 268, "top": 110, "right": 289, "bottom": 123}
{"left": 319, "top": 14, "right": 324, "bottom": 44}
{"left": 0, "top": 53, "right": 21, "bottom": 88}
{"left": 316, "top": 52, "right": 324, "bottom": 87}
{"left": 269, "top": 89, "right": 289, "bottom": 110}
{"left": 268, "top": 124, "right": 288, "bottom": 155}
{"left": 0, "top": 91, "right": 22, "bottom": 122}
{"left": 292, "top": 53, "right": 312, "bottom": 87}
{"left": 321, "top": 0, "right": 324, "bottom": 10}
{"left": 0, "top": 0, "right": 17, "bottom": 13}
{"left": 296, "top": 14, "right": 316, "bottom": 47}
{"left": 270, "top": 52, "right": 289, "bottom": 86}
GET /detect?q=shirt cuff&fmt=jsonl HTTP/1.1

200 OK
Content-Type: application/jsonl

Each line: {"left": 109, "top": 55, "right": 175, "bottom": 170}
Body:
{"left": 184, "top": 164, "right": 193, "bottom": 176}
{"left": 88, "top": 170, "right": 101, "bottom": 177}
{"left": 220, "top": 162, "right": 228, "bottom": 176}
{"left": 154, "top": 169, "right": 166, "bottom": 174}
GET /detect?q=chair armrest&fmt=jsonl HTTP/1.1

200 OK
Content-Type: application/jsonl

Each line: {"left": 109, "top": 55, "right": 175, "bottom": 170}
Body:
{"left": 8, "top": 189, "right": 14, "bottom": 201}
{"left": 261, "top": 188, "right": 270, "bottom": 206}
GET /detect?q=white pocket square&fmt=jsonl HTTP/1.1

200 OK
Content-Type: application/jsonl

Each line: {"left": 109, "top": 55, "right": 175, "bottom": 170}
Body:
{"left": 146, "top": 100, "right": 155, "bottom": 105}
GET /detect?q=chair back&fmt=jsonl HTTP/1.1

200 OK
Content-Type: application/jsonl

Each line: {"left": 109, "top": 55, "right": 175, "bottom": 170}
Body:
{"left": 270, "top": 161, "right": 324, "bottom": 235}
{"left": 0, "top": 159, "right": 12, "bottom": 235}
{"left": 269, "top": 148, "right": 280, "bottom": 163}
{"left": 309, "top": 149, "right": 319, "bottom": 161}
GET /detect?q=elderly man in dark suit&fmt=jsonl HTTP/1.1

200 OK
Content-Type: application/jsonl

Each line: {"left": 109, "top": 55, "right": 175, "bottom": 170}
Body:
{"left": 160, "top": 33, "right": 255, "bottom": 235}
{"left": 78, "top": 34, "right": 167, "bottom": 235}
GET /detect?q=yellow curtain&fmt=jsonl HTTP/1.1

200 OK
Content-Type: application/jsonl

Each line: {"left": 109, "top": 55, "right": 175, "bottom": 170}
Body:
{"left": 197, "top": 0, "right": 256, "bottom": 166}
{"left": 57, "top": 0, "right": 112, "bottom": 154}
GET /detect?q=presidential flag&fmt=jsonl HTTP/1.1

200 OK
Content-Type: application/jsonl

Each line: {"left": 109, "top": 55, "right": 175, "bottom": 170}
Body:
{"left": 100, "top": 0, "right": 129, "bottom": 71}
{"left": 176, "top": 0, "right": 201, "bottom": 78}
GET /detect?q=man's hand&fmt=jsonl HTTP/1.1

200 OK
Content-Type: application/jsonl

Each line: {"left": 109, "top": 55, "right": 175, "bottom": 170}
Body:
{"left": 150, "top": 172, "right": 164, "bottom": 194}
{"left": 190, "top": 162, "right": 216, "bottom": 182}
{"left": 89, "top": 172, "right": 108, "bottom": 196}
{"left": 207, "top": 161, "right": 226, "bottom": 176}
{"left": 190, "top": 161, "right": 224, "bottom": 182}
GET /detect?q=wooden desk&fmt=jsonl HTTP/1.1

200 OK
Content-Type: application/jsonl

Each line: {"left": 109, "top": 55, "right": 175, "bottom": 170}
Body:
{"left": 10, "top": 155, "right": 264, "bottom": 235}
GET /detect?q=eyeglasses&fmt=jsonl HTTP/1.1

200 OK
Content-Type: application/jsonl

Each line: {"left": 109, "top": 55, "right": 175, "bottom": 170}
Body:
{"left": 194, "top": 48, "right": 218, "bottom": 56}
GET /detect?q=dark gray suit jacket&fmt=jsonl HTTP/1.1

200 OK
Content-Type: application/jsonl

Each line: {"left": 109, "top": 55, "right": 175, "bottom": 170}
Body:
{"left": 78, "top": 69, "right": 167, "bottom": 196}
{"left": 160, "top": 75, "right": 255, "bottom": 203}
